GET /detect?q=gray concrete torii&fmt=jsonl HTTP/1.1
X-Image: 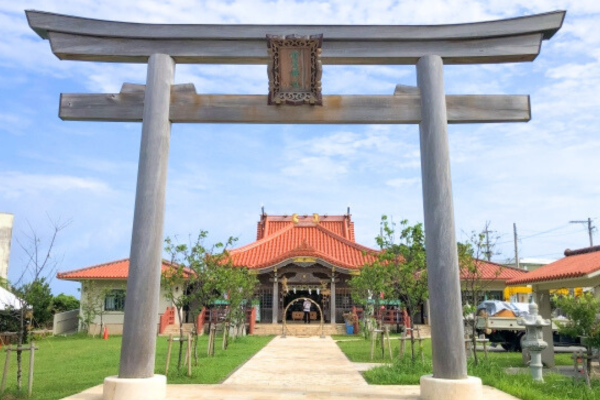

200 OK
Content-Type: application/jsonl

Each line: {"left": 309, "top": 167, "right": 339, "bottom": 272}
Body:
{"left": 27, "top": 10, "right": 564, "bottom": 400}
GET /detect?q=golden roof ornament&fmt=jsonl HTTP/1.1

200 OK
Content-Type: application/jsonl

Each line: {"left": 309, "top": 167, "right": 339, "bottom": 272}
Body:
{"left": 312, "top": 213, "right": 320, "bottom": 224}
{"left": 292, "top": 213, "right": 299, "bottom": 224}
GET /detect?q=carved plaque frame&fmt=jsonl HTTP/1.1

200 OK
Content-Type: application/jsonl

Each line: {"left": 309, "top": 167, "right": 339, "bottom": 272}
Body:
{"left": 267, "top": 34, "right": 323, "bottom": 106}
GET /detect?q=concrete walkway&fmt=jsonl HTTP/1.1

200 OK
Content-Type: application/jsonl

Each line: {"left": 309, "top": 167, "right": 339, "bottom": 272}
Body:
{"left": 224, "top": 336, "right": 367, "bottom": 387}
{"left": 61, "top": 336, "right": 521, "bottom": 400}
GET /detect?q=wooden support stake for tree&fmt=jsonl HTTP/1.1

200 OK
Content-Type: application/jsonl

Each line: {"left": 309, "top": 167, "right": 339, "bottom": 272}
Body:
{"left": 416, "top": 327, "right": 424, "bottom": 363}
{"left": 571, "top": 351, "right": 581, "bottom": 374}
{"left": 187, "top": 333, "right": 192, "bottom": 377}
{"left": 369, "top": 329, "right": 377, "bottom": 361}
{"left": 385, "top": 326, "right": 392, "bottom": 360}
{"left": 165, "top": 335, "right": 173, "bottom": 376}
{"left": 583, "top": 353, "right": 591, "bottom": 388}
{"left": 399, "top": 329, "right": 406, "bottom": 358}
{"left": 183, "top": 337, "right": 189, "bottom": 369}
{"left": 1, "top": 345, "right": 12, "bottom": 393}
{"left": 27, "top": 342, "right": 35, "bottom": 397}
{"left": 221, "top": 323, "right": 228, "bottom": 351}
{"left": 207, "top": 325, "right": 216, "bottom": 357}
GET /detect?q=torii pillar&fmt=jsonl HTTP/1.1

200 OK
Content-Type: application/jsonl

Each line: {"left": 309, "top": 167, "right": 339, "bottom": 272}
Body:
{"left": 417, "top": 55, "right": 475, "bottom": 395}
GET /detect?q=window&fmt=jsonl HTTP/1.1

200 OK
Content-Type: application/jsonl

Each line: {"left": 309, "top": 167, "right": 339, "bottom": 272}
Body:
{"left": 256, "top": 287, "right": 273, "bottom": 308}
{"left": 335, "top": 288, "right": 352, "bottom": 309}
{"left": 104, "top": 289, "right": 126, "bottom": 311}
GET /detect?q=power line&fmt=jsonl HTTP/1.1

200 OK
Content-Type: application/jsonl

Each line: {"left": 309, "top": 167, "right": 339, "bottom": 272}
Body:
{"left": 495, "top": 225, "right": 588, "bottom": 245}
{"left": 520, "top": 223, "right": 571, "bottom": 240}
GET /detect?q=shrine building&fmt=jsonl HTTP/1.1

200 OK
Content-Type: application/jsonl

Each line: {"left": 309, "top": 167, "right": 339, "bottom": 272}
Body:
{"left": 228, "top": 211, "right": 379, "bottom": 324}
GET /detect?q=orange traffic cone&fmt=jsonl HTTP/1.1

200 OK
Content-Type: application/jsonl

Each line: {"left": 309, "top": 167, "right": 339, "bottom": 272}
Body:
{"left": 103, "top": 326, "right": 109, "bottom": 340}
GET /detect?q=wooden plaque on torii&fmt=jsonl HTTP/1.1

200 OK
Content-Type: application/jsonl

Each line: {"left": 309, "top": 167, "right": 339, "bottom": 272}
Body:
{"left": 267, "top": 34, "right": 322, "bottom": 105}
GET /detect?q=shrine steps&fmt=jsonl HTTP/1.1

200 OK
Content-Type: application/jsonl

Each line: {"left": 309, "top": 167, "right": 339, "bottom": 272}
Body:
{"left": 160, "top": 322, "right": 430, "bottom": 338}
{"left": 253, "top": 323, "right": 347, "bottom": 337}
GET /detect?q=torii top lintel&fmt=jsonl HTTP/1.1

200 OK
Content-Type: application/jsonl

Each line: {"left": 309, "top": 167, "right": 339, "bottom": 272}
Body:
{"left": 26, "top": 10, "right": 565, "bottom": 65}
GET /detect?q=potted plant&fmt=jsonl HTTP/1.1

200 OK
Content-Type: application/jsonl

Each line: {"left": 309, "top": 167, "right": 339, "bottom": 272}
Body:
{"left": 343, "top": 312, "right": 357, "bottom": 335}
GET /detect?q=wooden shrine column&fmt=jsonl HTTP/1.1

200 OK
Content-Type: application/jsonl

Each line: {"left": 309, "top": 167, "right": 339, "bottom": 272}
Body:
{"left": 119, "top": 54, "right": 174, "bottom": 379}
{"left": 330, "top": 277, "right": 336, "bottom": 324}
{"left": 417, "top": 55, "right": 467, "bottom": 380}
{"left": 272, "top": 275, "right": 279, "bottom": 324}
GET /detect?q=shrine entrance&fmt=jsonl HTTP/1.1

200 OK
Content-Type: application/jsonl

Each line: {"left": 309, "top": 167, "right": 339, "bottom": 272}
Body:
{"left": 27, "top": 9, "right": 564, "bottom": 400}
{"left": 284, "top": 291, "right": 322, "bottom": 323}
{"left": 281, "top": 297, "right": 325, "bottom": 338}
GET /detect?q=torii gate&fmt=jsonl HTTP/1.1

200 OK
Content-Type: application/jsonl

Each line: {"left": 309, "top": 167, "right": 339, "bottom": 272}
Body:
{"left": 27, "top": 10, "right": 564, "bottom": 400}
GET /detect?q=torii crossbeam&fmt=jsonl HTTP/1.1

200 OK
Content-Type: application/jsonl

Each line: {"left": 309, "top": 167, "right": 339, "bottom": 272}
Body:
{"left": 27, "top": 9, "right": 564, "bottom": 400}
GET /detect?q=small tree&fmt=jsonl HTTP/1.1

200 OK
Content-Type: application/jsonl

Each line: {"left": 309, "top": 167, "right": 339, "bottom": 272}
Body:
{"left": 164, "top": 232, "right": 238, "bottom": 365}
{"left": 161, "top": 260, "right": 193, "bottom": 371}
{"left": 458, "top": 225, "right": 501, "bottom": 365}
{"left": 553, "top": 292, "right": 600, "bottom": 383}
{"left": 219, "top": 265, "right": 258, "bottom": 340}
{"left": 7, "top": 216, "right": 69, "bottom": 391}
{"left": 79, "top": 280, "right": 113, "bottom": 336}
{"left": 349, "top": 261, "right": 388, "bottom": 337}
{"left": 378, "top": 217, "right": 429, "bottom": 363}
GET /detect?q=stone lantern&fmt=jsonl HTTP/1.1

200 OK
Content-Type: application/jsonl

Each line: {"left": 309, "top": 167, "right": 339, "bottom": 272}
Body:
{"left": 517, "top": 302, "right": 551, "bottom": 382}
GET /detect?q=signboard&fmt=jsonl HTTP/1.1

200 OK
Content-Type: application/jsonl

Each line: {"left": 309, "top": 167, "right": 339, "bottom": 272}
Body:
{"left": 267, "top": 34, "right": 323, "bottom": 105}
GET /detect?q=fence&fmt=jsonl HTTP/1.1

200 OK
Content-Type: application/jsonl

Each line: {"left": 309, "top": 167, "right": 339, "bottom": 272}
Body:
{"left": 53, "top": 309, "right": 79, "bottom": 335}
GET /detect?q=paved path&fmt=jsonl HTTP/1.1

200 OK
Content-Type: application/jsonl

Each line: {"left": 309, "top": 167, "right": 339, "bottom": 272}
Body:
{"left": 61, "top": 335, "right": 521, "bottom": 400}
{"left": 224, "top": 336, "right": 367, "bottom": 387}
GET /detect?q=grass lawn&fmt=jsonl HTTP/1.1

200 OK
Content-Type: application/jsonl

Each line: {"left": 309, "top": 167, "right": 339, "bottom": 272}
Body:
{"left": 0, "top": 334, "right": 273, "bottom": 400}
{"left": 333, "top": 335, "right": 599, "bottom": 400}
{"left": 332, "top": 335, "right": 573, "bottom": 367}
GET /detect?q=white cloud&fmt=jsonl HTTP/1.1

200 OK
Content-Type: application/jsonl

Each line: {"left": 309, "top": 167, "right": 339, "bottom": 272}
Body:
{"left": 281, "top": 156, "right": 347, "bottom": 179}
{"left": 0, "top": 172, "right": 114, "bottom": 199}
{"left": 385, "top": 177, "right": 421, "bottom": 188}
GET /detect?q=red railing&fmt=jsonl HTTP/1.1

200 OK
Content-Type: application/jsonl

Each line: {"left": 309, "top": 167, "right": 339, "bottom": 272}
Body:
{"left": 196, "top": 307, "right": 207, "bottom": 334}
{"left": 352, "top": 306, "right": 411, "bottom": 332}
{"left": 246, "top": 306, "right": 256, "bottom": 334}
{"left": 159, "top": 306, "right": 175, "bottom": 334}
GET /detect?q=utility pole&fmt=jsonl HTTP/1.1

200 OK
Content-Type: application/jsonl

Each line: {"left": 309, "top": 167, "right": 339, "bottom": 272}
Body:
{"left": 570, "top": 217, "right": 595, "bottom": 247}
{"left": 513, "top": 223, "right": 520, "bottom": 269}
{"left": 482, "top": 221, "right": 493, "bottom": 262}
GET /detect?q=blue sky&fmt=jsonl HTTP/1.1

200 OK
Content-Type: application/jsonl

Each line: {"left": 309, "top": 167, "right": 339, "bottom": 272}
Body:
{"left": 2, "top": 0, "right": 599, "bottom": 297}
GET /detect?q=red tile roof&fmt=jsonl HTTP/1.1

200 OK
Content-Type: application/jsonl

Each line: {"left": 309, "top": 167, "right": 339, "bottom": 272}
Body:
{"left": 460, "top": 259, "right": 527, "bottom": 281}
{"left": 57, "top": 258, "right": 184, "bottom": 281}
{"left": 507, "top": 246, "right": 600, "bottom": 285}
{"left": 256, "top": 214, "right": 355, "bottom": 241}
{"left": 230, "top": 219, "right": 378, "bottom": 270}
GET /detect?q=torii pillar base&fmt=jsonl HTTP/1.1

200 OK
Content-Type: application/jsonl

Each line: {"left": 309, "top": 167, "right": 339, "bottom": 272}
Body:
{"left": 420, "top": 375, "right": 482, "bottom": 400}
{"left": 103, "top": 375, "right": 166, "bottom": 400}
